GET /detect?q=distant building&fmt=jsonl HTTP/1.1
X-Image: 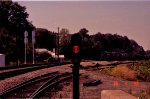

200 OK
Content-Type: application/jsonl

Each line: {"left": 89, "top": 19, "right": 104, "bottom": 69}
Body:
{"left": 35, "top": 48, "right": 65, "bottom": 63}
{"left": 47, "top": 50, "right": 65, "bottom": 63}
{"left": 0, "top": 54, "right": 5, "bottom": 67}
{"left": 1, "top": 0, "right": 12, "bottom": 2}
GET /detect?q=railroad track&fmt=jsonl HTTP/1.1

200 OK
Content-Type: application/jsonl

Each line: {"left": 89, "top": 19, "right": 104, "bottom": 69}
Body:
{"left": 0, "top": 62, "right": 71, "bottom": 80}
{"left": 0, "top": 71, "right": 72, "bottom": 98}
{"left": 82, "top": 61, "right": 138, "bottom": 70}
{"left": 0, "top": 63, "right": 46, "bottom": 71}
{"left": 0, "top": 61, "right": 71, "bottom": 71}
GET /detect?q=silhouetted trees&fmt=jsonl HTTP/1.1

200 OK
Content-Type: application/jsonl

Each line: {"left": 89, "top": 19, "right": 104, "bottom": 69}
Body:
{"left": 54, "top": 28, "right": 145, "bottom": 60}
{"left": 90, "top": 32, "right": 145, "bottom": 60}
{"left": 0, "top": 1, "right": 34, "bottom": 63}
{"left": 35, "top": 28, "right": 55, "bottom": 50}
{"left": 59, "top": 28, "right": 71, "bottom": 57}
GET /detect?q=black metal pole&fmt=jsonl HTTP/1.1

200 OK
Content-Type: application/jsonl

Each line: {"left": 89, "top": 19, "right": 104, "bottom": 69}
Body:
{"left": 73, "top": 64, "right": 79, "bottom": 99}
{"left": 55, "top": 32, "right": 57, "bottom": 56}
{"left": 58, "top": 27, "right": 59, "bottom": 60}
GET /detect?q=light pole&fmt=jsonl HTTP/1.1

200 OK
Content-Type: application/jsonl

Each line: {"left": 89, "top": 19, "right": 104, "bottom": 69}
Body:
{"left": 32, "top": 30, "right": 36, "bottom": 64}
{"left": 24, "top": 31, "right": 28, "bottom": 64}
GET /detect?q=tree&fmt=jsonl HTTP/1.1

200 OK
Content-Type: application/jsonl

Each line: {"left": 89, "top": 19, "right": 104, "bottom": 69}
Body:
{"left": 0, "top": 1, "right": 34, "bottom": 63}
{"left": 0, "top": 27, "right": 17, "bottom": 63}
{"left": 77, "top": 28, "right": 93, "bottom": 59}
{"left": 59, "top": 28, "right": 71, "bottom": 57}
{"left": 78, "top": 28, "right": 89, "bottom": 39}
{"left": 0, "top": 1, "right": 34, "bottom": 36}
{"left": 59, "top": 28, "right": 70, "bottom": 44}
{"left": 35, "top": 28, "right": 56, "bottom": 50}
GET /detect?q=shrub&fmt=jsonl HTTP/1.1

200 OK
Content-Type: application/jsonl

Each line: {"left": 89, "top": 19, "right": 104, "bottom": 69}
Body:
{"left": 134, "top": 60, "right": 150, "bottom": 82}
{"left": 110, "top": 65, "right": 137, "bottom": 80}
{"left": 101, "top": 67, "right": 112, "bottom": 75}
{"left": 139, "top": 89, "right": 150, "bottom": 99}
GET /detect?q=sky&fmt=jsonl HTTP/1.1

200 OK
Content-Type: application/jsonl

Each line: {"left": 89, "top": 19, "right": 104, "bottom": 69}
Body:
{"left": 16, "top": 1, "right": 150, "bottom": 50}
{"left": 14, "top": 0, "right": 150, "bottom": 1}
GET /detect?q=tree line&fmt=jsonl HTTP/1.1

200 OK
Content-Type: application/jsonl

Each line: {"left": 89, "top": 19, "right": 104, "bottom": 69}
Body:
{"left": 35, "top": 28, "right": 146, "bottom": 61}
{"left": 0, "top": 1, "right": 148, "bottom": 64}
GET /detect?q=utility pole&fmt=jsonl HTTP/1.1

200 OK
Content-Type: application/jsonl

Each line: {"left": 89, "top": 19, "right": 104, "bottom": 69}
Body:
{"left": 58, "top": 27, "right": 60, "bottom": 61}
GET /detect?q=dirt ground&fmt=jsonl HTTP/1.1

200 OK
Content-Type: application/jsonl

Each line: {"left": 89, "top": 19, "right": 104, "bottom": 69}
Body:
{"left": 1, "top": 61, "right": 150, "bottom": 99}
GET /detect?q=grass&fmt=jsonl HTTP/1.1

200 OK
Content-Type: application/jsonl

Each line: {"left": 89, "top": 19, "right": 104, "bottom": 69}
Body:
{"left": 110, "top": 65, "right": 137, "bottom": 80}
{"left": 97, "top": 60, "right": 150, "bottom": 82}
{"left": 97, "top": 64, "right": 137, "bottom": 81}
{"left": 139, "top": 89, "right": 150, "bottom": 99}
{"left": 138, "top": 85, "right": 150, "bottom": 99}
{"left": 132, "top": 60, "right": 150, "bottom": 82}
{"left": 100, "top": 67, "right": 112, "bottom": 75}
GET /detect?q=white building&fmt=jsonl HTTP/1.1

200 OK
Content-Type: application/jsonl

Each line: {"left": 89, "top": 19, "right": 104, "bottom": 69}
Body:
{"left": 0, "top": 54, "right": 5, "bottom": 67}
{"left": 48, "top": 50, "right": 65, "bottom": 63}
{"left": 35, "top": 48, "right": 65, "bottom": 63}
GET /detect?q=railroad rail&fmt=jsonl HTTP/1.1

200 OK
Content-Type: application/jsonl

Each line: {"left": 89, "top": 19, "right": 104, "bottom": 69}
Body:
{"left": 0, "top": 61, "right": 137, "bottom": 80}
{"left": 0, "top": 62, "right": 71, "bottom": 80}
{"left": 0, "top": 61, "right": 71, "bottom": 71}
{"left": 0, "top": 63, "right": 46, "bottom": 70}
{"left": 0, "top": 71, "right": 72, "bottom": 98}
{"left": 82, "top": 61, "right": 138, "bottom": 70}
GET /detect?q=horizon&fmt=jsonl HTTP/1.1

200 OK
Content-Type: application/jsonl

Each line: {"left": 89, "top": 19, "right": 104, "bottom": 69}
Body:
{"left": 17, "top": 1, "right": 150, "bottom": 50}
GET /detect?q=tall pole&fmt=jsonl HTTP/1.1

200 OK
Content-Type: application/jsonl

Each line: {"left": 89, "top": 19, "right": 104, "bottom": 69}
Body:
{"left": 24, "top": 31, "right": 28, "bottom": 64}
{"left": 58, "top": 27, "right": 59, "bottom": 61}
{"left": 25, "top": 42, "right": 26, "bottom": 64}
{"left": 33, "top": 43, "right": 35, "bottom": 64}
{"left": 32, "top": 30, "right": 35, "bottom": 64}
{"left": 73, "top": 64, "right": 79, "bottom": 99}
{"left": 55, "top": 32, "right": 57, "bottom": 57}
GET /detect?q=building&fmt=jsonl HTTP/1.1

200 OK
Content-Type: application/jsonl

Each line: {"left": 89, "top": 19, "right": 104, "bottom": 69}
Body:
{"left": 0, "top": 54, "right": 5, "bottom": 67}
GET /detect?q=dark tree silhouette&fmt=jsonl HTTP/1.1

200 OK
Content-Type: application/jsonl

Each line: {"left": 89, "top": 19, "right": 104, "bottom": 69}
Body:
{"left": 0, "top": 1, "right": 34, "bottom": 63}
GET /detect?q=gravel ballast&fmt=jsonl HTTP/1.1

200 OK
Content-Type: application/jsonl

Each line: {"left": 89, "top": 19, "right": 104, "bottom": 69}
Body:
{"left": 0, "top": 64, "right": 71, "bottom": 92}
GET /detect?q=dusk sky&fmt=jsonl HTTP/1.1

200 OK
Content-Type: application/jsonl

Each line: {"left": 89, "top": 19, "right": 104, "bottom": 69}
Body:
{"left": 15, "top": 1, "right": 150, "bottom": 50}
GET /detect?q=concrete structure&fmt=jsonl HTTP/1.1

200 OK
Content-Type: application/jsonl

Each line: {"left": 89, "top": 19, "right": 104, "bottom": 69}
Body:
{"left": 101, "top": 90, "right": 138, "bottom": 99}
{"left": 0, "top": 54, "right": 5, "bottom": 67}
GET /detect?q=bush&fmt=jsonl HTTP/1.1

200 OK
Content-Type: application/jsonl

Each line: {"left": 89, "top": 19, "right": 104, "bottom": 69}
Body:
{"left": 139, "top": 88, "right": 150, "bottom": 99}
{"left": 101, "top": 67, "right": 112, "bottom": 75}
{"left": 110, "top": 65, "right": 137, "bottom": 80}
{"left": 134, "top": 60, "right": 150, "bottom": 81}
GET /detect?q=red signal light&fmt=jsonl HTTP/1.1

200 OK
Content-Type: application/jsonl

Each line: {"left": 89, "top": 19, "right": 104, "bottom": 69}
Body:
{"left": 73, "top": 45, "right": 80, "bottom": 54}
